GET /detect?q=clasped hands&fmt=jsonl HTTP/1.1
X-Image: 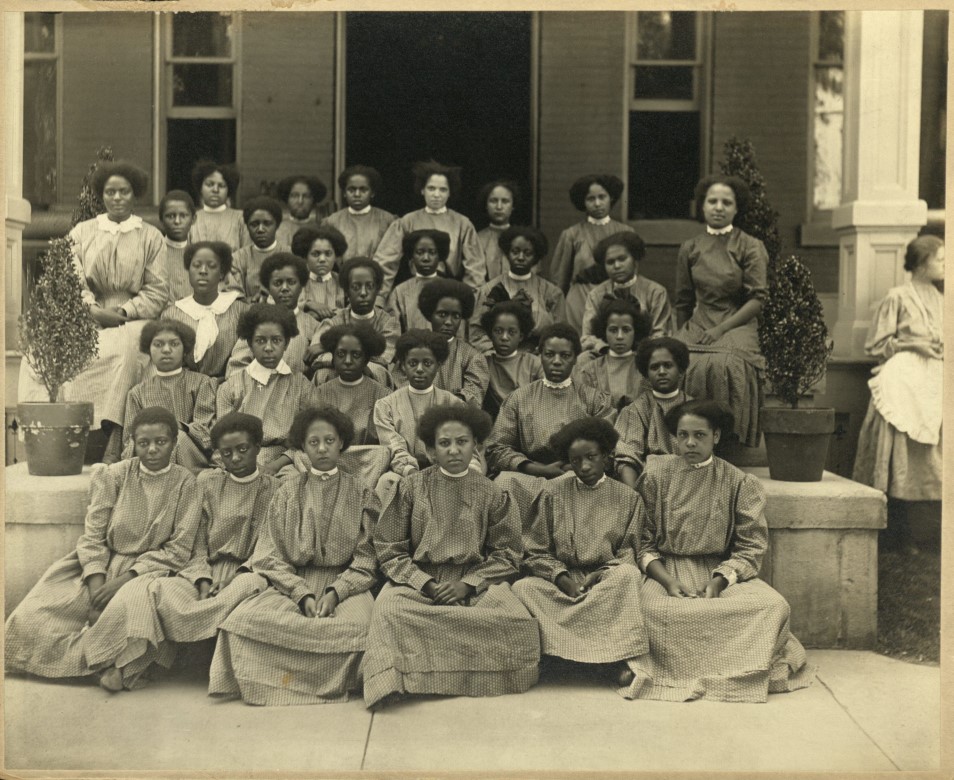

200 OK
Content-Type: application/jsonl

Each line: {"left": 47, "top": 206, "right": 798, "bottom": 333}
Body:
{"left": 666, "top": 574, "right": 728, "bottom": 599}
{"left": 555, "top": 570, "right": 603, "bottom": 598}
{"left": 299, "top": 590, "right": 340, "bottom": 618}
{"left": 423, "top": 579, "right": 475, "bottom": 606}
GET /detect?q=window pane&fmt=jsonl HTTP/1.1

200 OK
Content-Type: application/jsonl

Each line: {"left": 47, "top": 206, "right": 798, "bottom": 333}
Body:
{"left": 172, "top": 64, "right": 233, "bottom": 107}
{"left": 24, "top": 13, "right": 56, "bottom": 54}
{"left": 636, "top": 12, "right": 696, "bottom": 60}
{"left": 23, "top": 61, "right": 57, "bottom": 206}
{"left": 629, "top": 111, "right": 700, "bottom": 220}
{"left": 818, "top": 11, "right": 844, "bottom": 62}
{"left": 172, "top": 13, "right": 233, "bottom": 58}
{"left": 634, "top": 65, "right": 695, "bottom": 100}
{"left": 812, "top": 66, "right": 843, "bottom": 210}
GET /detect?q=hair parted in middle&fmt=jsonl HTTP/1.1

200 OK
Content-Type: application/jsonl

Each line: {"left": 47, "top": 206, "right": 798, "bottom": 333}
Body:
{"left": 548, "top": 416, "right": 620, "bottom": 462}
{"left": 418, "top": 403, "right": 494, "bottom": 447}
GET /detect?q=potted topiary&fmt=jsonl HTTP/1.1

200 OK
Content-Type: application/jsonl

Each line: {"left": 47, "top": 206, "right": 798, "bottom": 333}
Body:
{"left": 17, "top": 235, "right": 99, "bottom": 475}
{"left": 758, "top": 254, "right": 835, "bottom": 481}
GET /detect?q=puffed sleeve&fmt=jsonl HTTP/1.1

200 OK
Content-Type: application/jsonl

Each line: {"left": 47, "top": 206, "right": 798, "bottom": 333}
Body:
{"left": 76, "top": 463, "right": 122, "bottom": 581}
{"left": 635, "top": 465, "right": 662, "bottom": 572}
{"left": 457, "top": 216, "right": 488, "bottom": 291}
{"left": 328, "top": 486, "right": 381, "bottom": 601}
{"left": 459, "top": 347, "right": 491, "bottom": 407}
{"left": 580, "top": 287, "right": 607, "bottom": 354}
{"left": 545, "top": 226, "right": 575, "bottom": 293}
{"left": 739, "top": 232, "right": 768, "bottom": 306}
{"left": 130, "top": 472, "right": 202, "bottom": 576}
{"left": 374, "top": 477, "right": 433, "bottom": 591}
{"left": 646, "top": 283, "right": 674, "bottom": 337}
{"left": 713, "top": 472, "right": 768, "bottom": 583}
{"left": 216, "top": 376, "right": 241, "bottom": 418}
{"left": 247, "top": 483, "right": 311, "bottom": 603}
{"left": 864, "top": 288, "right": 903, "bottom": 361}
{"left": 543, "top": 283, "right": 567, "bottom": 325}
{"left": 459, "top": 485, "right": 522, "bottom": 592}
{"left": 674, "top": 240, "right": 696, "bottom": 324}
{"left": 522, "top": 488, "right": 567, "bottom": 582}
{"left": 185, "top": 374, "right": 217, "bottom": 452}
{"left": 123, "top": 227, "right": 169, "bottom": 320}
{"left": 121, "top": 385, "right": 145, "bottom": 457}
{"left": 373, "top": 218, "right": 408, "bottom": 301}
{"left": 178, "top": 476, "right": 214, "bottom": 584}
{"left": 67, "top": 225, "right": 98, "bottom": 307}
{"left": 373, "top": 395, "right": 417, "bottom": 477}
{"left": 485, "top": 390, "right": 529, "bottom": 474}
{"left": 466, "top": 285, "right": 495, "bottom": 354}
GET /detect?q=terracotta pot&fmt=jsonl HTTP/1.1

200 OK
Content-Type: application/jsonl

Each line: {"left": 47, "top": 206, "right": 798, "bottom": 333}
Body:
{"left": 17, "top": 402, "right": 94, "bottom": 476}
{"left": 760, "top": 406, "right": 835, "bottom": 482}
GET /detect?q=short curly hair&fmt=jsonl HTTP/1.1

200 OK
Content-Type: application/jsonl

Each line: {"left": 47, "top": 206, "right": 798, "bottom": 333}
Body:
{"left": 159, "top": 189, "right": 196, "bottom": 216}
{"left": 237, "top": 303, "right": 300, "bottom": 344}
{"left": 402, "top": 229, "right": 451, "bottom": 264}
{"left": 904, "top": 234, "right": 944, "bottom": 273}
{"left": 395, "top": 329, "right": 450, "bottom": 365}
{"left": 418, "top": 403, "right": 494, "bottom": 447}
{"left": 318, "top": 322, "right": 387, "bottom": 359}
{"left": 191, "top": 160, "right": 240, "bottom": 201}
{"left": 242, "top": 196, "right": 283, "bottom": 227}
{"left": 260, "top": 252, "right": 308, "bottom": 289}
{"left": 417, "top": 278, "right": 475, "bottom": 321}
{"left": 664, "top": 399, "right": 734, "bottom": 438}
{"left": 291, "top": 225, "right": 349, "bottom": 260}
{"left": 477, "top": 179, "right": 521, "bottom": 213}
{"left": 480, "top": 299, "right": 535, "bottom": 339}
{"left": 338, "top": 165, "right": 384, "bottom": 195}
{"left": 91, "top": 161, "right": 150, "bottom": 200}
{"left": 130, "top": 406, "right": 178, "bottom": 441}
{"left": 412, "top": 160, "right": 462, "bottom": 197}
{"left": 287, "top": 405, "right": 355, "bottom": 453}
{"left": 139, "top": 318, "right": 196, "bottom": 357}
{"left": 183, "top": 241, "right": 233, "bottom": 276}
{"left": 548, "top": 416, "right": 619, "bottom": 461}
{"left": 277, "top": 175, "right": 327, "bottom": 206}
{"left": 498, "top": 225, "right": 548, "bottom": 260}
{"left": 339, "top": 256, "right": 384, "bottom": 291}
{"left": 568, "top": 174, "right": 625, "bottom": 212}
{"left": 211, "top": 411, "right": 264, "bottom": 448}
{"left": 634, "top": 336, "right": 690, "bottom": 378}
{"left": 593, "top": 232, "right": 646, "bottom": 266}
{"left": 588, "top": 298, "right": 653, "bottom": 344}
{"left": 693, "top": 175, "right": 751, "bottom": 222}
{"left": 538, "top": 322, "right": 582, "bottom": 356}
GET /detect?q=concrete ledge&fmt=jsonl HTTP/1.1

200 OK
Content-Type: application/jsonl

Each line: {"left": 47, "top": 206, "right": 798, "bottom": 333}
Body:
{"left": 5, "top": 462, "right": 93, "bottom": 525}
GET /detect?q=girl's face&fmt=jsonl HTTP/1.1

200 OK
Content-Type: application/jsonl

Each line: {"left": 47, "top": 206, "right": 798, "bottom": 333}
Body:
{"left": 247, "top": 209, "right": 278, "bottom": 249}
{"left": 486, "top": 186, "right": 514, "bottom": 226}
{"left": 427, "top": 421, "right": 476, "bottom": 475}
{"left": 566, "top": 438, "right": 609, "bottom": 486}
{"left": 303, "top": 419, "right": 343, "bottom": 472}
{"left": 430, "top": 296, "right": 464, "bottom": 340}
{"left": 647, "top": 347, "right": 682, "bottom": 394}
{"left": 702, "top": 183, "right": 738, "bottom": 229}
{"left": 287, "top": 182, "right": 315, "bottom": 220}
{"left": 507, "top": 235, "right": 538, "bottom": 276}
{"left": 540, "top": 337, "right": 577, "bottom": 383}
{"left": 675, "top": 413, "right": 720, "bottom": 463}
{"left": 422, "top": 174, "right": 450, "bottom": 211}
{"left": 201, "top": 171, "right": 228, "bottom": 208}
{"left": 249, "top": 322, "right": 288, "bottom": 369}
{"left": 268, "top": 265, "right": 303, "bottom": 310}
{"left": 489, "top": 312, "right": 523, "bottom": 357}
{"left": 604, "top": 244, "right": 637, "bottom": 285}
{"left": 306, "top": 238, "right": 337, "bottom": 277}
{"left": 584, "top": 183, "right": 611, "bottom": 220}
{"left": 216, "top": 430, "right": 260, "bottom": 478}
{"left": 133, "top": 423, "right": 176, "bottom": 472}
{"left": 344, "top": 174, "right": 373, "bottom": 211}
{"left": 149, "top": 328, "right": 186, "bottom": 373}
{"left": 103, "top": 176, "right": 134, "bottom": 221}
{"left": 401, "top": 346, "right": 440, "bottom": 390}
{"left": 189, "top": 248, "right": 224, "bottom": 296}
{"left": 411, "top": 236, "right": 441, "bottom": 276}
{"left": 347, "top": 267, "right": 379, "bottom": 315}
{"left": 332, "top": 334, "right": 368, "bottom": 382}
{"left": 918, "top": 246, "right": 945, "bottom": 282}
{"left": 605, "top": 313, "right": 636, "bottom": 355}
{"left": 161, "top": 200, "right": 194, "bottom": 241}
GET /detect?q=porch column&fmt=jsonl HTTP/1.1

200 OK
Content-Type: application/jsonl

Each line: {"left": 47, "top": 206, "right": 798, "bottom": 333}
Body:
{"left": 831, "top": 10, "right": 927, "bottom": 359}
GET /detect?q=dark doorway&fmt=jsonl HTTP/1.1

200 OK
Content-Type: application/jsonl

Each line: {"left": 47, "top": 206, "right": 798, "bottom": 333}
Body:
{"left": 345, "top": 13, "right": 533, "bottom": 225}
{"left": 166, "top": 119, "right": 237, "bottom": 202}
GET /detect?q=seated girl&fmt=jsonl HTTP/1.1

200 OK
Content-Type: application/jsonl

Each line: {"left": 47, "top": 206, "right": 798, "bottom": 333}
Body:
{"left": 386, "top": 228, "right": 450, "bottom": 333}
{"left": 159, "top": 190, "right": 197, "bottom": 303}
{"left": 470, "top": 226, "right": 566, "bottom": 353}
{"left": 363, "top": 403, "right": 540, "bottom": 708}
{"left": 275, "top": 174, "right": 327, "bottom": 247}
{"left": 576, "top": 298, "right": 653, "bottom": 411}
{"left": 513, "top": 417, "right": 646, "bottom": 685}
{"left": 216, "top": 304, "right": 319, "bottom": 474}
{"left": 322, "top": 165, "right": 396, "bottom": 261}
{"left": 615, "top": 337, "right": 692, "bottom": 487}
{"left": 291, "top": 225, "right": 347, "bottom": 323}
{"left": 210, "top": 406, "right": 380, "bottom": 705}
{"left": 123, "top": 319, "right": 216, "bottom": 473}
{"left": 580, "top": 232, "right": 672, "bottom": 355}
{"left": 188, "top": 160, "right": 249, "bottom": 251}
{"left": 227, "top": 196, "right": 290, "bottom": 302}
{"left": 481, "top": 300, "right": 543, "bottom": 419}
{"left": 161, "top": 241, "right": 247, "bottom": 380}
{"left": 85, "top": 412, "right": 277, "bottom": 691}
{"left": 486, "top": 323, "right": 614, "bottom": 528}
{"left": 620, "top": 400, "right": 814, "bottom": 702}
{"left": 475, "top": 179, "right": 519, "bottom": 280}
{"left": 5, "top": 407, "right": 200, "bottom": 684}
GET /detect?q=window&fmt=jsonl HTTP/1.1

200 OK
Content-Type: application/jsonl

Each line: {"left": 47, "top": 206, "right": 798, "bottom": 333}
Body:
{"left": 23, "top": 13, "right": 60, "bottom": 208}
{"left": 627, "top": 12, "right": 709, "bottom": 221}
{"left": 809, "top": 11, "right": 844, "bottom": 216}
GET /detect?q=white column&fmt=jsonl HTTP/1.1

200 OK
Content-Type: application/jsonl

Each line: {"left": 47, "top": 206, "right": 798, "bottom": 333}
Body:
{"left": 831, "top": 10, "right": 927, "bottom": 359}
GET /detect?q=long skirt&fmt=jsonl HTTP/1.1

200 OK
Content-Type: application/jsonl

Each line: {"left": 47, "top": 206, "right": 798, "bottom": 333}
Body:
{"left": 619, "top": 553, "right": 814, "bottom": 703}
{"left": 362, "top": 563, "right": 541, "bottom": 708}
{"left": 5, "top": 549, "right": 166, "bottom": 679}
{"left": 513, "top": 564, "right": 648, "bottom": 664}
{"left": 493, "top": 472, "right": 548, "bottom": 532}
{"left": 209, "top": 570, "right": 372, "bottom": 706}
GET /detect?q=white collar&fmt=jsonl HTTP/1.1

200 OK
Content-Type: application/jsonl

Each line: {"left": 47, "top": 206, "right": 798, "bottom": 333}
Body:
{"left": 203, "top": 203, "right": 228, "bottom": 213}
{"left": 607, "top": 350, "right": 634, "bottom": 359}
{"left": 587, "top": 215, "right": 611, "bottom": 226}
{"left": 165, "top": 236, "right": 188, "bottom": 249}
{"left": 706, "top": 224, "right": 734, "bottom": 236}
{"left": 310, "top": 271, "right": 334, "bottom": 283}
{"left": 287, "top": 213, "right": 314, "bottom": 224}
{"left": 652, "top": 388, "right": 682, "bottom": 400}
{"left": 155, "top": 367, "right": 184, "bottom": 377}
{"left": 494, "top": 351, "right": 520, "bottom": 361}
{"left": 176, "top": 290, "right": 240, "bottom": 318}
{"left": 229, "top": 469, "right": 261, "bottom": 484}
{"left": 264, "top": 296, "right": 302, "bottom": 316}
{"left": 310, "top": 466, "right": 339, "bottom": 479}
{"left": 689, "top": 455, "right": 714, "bottom": 469}
{"left": 415, "top": 272, "right": 439, "bottom": 280}
{"left": 542, "top": 377, "right": 573, "bottom": 389}
{"left": 489, "top": 223, "right": 510, "bottom": 231}
{"left": 350, "top": 309, "right": 375, "bottom": 320}
{"left": 408, "top": 384, "right": 435, "bottom": 395}
{"left": 576, "top": 474, "right": 607, "bottom": 488}
{"left": 253, "top": 241, "right": 278, "bottom": 253}
{"left": 613, "top": 275, "right": 639, "bottom": 289}
{"left": 140, "top": 461, "right": 172, "bottom": 476}
{"left": 439, "top": 466, "right": 469, "bottom": 478}
{"left": 425, "top": 207, "right": 448, "bottom": 215}
{"left": 246, "top": 359, "right": 292, "bottom": 386}
{"left": 96, "top": 213, "right": 142, "bottom": 234}
{"left": 348, "top": 205, "right": 372, "bottom": 216}
{"left": 337, "top": 376, "right": 365, "bottom": 387}
{"left": 508, "top": 271, "right": 532, "bottom": 281}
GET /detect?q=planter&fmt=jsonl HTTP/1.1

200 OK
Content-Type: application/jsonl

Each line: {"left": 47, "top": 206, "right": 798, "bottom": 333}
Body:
{"left": 760, "top": 406, "right": 835, "bottom": 482}
{"left": 17, "top": 402, "right": 94, "bottom": 476}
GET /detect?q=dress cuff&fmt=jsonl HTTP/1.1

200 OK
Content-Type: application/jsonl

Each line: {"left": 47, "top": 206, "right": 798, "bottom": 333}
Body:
{"left": 460, "top": 573, "right": 487, "bottom": 593}
{"left": 291, "top": 586, "right": 315, "bottom": 606}
{"left": 638, "top": 551, "right": 662, "bottom": 573}
{"left": 713, "top": 565, "right": 738, "bottom": 586}
{"left": 82, "top": 565, "right": 108, "bottom": 582}
{"left": 327, "top": 581, "right": 350, "bottom": 602}
{"left": 408, "top": 569, "right": 435, "bottom": 593}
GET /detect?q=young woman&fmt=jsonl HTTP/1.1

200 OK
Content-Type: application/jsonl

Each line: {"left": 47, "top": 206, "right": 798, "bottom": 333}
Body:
{"left": 291, "top": 225, "right": 347, "bottom": 323}
{"left": 5, "top": 407, "right": 200, "bottom": 684}
{"left": 363, "top": 403, "right": 540, "bottom": 708}
{"left": 480, "top": 300, "right": 543, "bottom": 419}
{"left": 621, "top": 400, "right": 813, "bottom": 702}
{"left": 475, "top": 179, "right": 519, "bottom": 280}
{"left": 159, "top": 190, "right": 197, "bottom": 303}
{"left": 386, "top": 228, "right": 450, "bottom": 333}
{"left": 227, "top": 196, "right": 290, "bottom": 302}
{"left": 188, "top": 160, "right": 249, "bottom": 251}
{"left": 210, "top": 406, "right": 381, "bottom": 705}
{"left": 275, "top": 174, "right": 328, "bottom": 247}
{"left": 322, "top": 165, "right": 396, "bottom": 261}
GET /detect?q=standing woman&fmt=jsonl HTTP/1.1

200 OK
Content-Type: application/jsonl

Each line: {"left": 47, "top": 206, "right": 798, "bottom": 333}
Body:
{"left": 673, "top": 175, "right": 768, "bottom": 448}
{"left": 542, "top": 174, "right": 634, "bottom": 332}
{"left": 188, "top": 160, "right": 249, "bottom": 252}
{"left": 322, "top": 165, "right": 396, "bottom": 261}
{"left": 853, "top": 235, "right": 944, "bottom": 553}
{"left": 19, "top": 160, "right": 169, "bottom": 460}
{"left": 475, "top": 179, "right": 520, "bottom": 281}
{"left": 275, "top": 174, "right": 328, "bottom": 247}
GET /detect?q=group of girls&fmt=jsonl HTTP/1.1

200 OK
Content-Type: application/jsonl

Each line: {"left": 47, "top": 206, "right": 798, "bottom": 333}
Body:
{"left": 9, "top": 155, "right": 818, "bottom": 707}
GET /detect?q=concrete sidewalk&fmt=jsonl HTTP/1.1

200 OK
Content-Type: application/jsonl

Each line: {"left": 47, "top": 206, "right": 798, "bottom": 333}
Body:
{"left": 4, "top": 650, "right": 939, "bottom": 774}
